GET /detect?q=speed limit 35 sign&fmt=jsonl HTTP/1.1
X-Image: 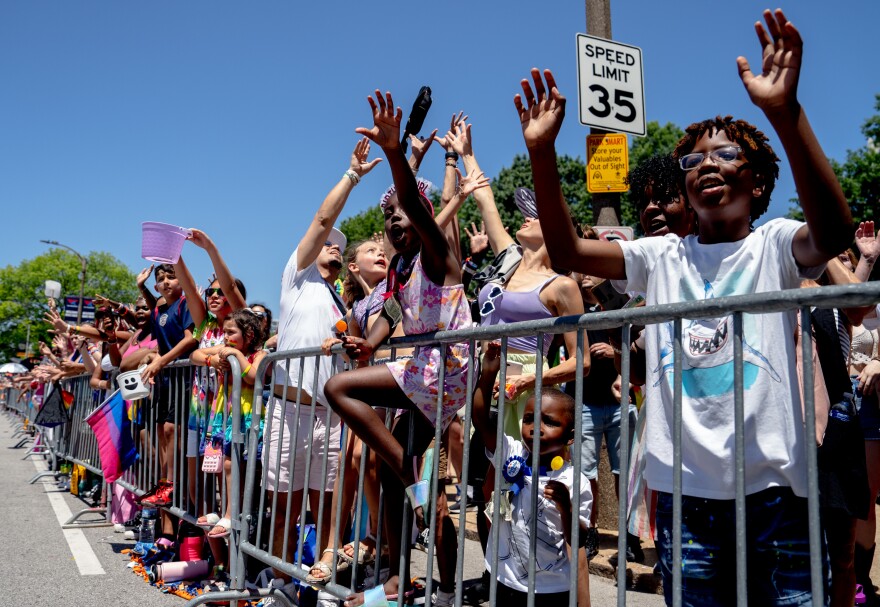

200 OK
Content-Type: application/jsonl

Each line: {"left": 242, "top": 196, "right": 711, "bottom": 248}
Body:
{"left": 576, "top": 34, "right": 646, "bottom": 137}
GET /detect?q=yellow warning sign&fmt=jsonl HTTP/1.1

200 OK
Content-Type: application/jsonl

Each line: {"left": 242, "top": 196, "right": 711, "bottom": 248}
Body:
{"left": 586, "top": 133, "right": 629, "bottom": 193}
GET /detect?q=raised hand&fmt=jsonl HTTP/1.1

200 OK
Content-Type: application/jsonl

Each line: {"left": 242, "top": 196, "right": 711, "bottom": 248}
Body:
{"left": 447, "top": 121, "right": 473, "bottom": 157}
{"left": 514, "top": 68, "right": 566, "bottom": 151}
{"left": 465, "top": 221, "right": 489, "bottom": 256}
{"left": 737, "top": 9, "right": 802, "bottom": 115}
{"left": 136, "top": 265, "right": 154, "bottom": 288}
{"left": 409, "top": 129, "right": 438, "bottom": 165}
{"left": 349, "top": 137, "right": 383, "bottom": 178}
{"left": 187, "top": 228, "right": 214, "bottom": 250}
{"left": 44, "top": 309, "right": 69, "bottom": 333}
{"left": 434, "top": 112, "right": 468, "bottom": 150}
{"left": 457, "top": 169, "right": 490, "bottom": 198}
{"left": 855, "top": 221, "right": 880, "bottom": 262}
{"left": 355, "top": 91, "right": 403, "bottom": 152}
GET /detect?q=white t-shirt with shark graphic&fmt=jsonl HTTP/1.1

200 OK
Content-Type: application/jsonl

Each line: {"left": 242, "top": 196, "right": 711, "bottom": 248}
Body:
{"left": 616, "top": 218, "right": 824, "bottom": 500}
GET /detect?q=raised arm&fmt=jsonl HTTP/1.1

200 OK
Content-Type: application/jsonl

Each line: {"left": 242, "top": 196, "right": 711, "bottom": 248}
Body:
{"left": 855, "top": 221, "right": 879, "bottom": 283}
{"left": 297, "top": 138, "right": 382, "bottom": 271}
{"left": 447, "top": 121, "right": 515, "bottom": 255}
{"left": 172, "top": 254, "right": 207, "bottom": 329}
{"left": 136, "top": 265, "right": 158, "bottom": 309}
{"left": 356, "top": 91, "right": 459, "bottom": 286}
{"left": 737, "top": 9, "right": 852, "bottom": 266}
{"left": 186, "top": 229, "right": 246, "bottom": 311}
{"left": 516, "top": 69, "right": 626, "bottom": 279}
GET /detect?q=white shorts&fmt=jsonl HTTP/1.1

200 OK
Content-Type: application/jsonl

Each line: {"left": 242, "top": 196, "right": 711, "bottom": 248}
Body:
{"left": 262, "top": 396, "right": 341, "bottom": 493}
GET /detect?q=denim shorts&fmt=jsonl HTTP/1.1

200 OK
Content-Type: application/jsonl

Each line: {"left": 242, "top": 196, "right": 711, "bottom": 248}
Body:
{"left": 853, "top": 375, "right": 880, "bottom": 440}
{"left": 654, "top": 486, "right": 825, "bottom": 607}
{"left": 580, "top": 403, "right": 637, "bottom": 478}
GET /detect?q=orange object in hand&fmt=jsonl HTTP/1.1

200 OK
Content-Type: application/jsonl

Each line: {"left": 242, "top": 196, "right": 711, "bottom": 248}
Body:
{"left": 334, "top": 319, "right": 348, "bottom": 334}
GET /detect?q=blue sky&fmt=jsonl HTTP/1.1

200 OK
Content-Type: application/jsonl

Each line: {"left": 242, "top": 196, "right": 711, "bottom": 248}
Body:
{"left": 2, "top": 1, "right": 877, "bottom": 311}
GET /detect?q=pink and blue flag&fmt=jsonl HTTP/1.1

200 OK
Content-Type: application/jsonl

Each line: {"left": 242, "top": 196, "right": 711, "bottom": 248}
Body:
{"left": 85, "top": 390, "right": 138, "bottom": 483}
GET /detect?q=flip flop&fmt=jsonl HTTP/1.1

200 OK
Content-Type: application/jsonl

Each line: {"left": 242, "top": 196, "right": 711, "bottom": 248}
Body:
{"left": 206, "top": 517, "right": 231, "bottom": 539}
{"left": 305, "top": 548, "right": 346, "bottom": 585}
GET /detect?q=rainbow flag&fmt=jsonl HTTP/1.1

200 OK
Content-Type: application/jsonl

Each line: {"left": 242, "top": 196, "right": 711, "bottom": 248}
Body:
{"left": 85, "top": 390, "right": 138, "bottom": 483}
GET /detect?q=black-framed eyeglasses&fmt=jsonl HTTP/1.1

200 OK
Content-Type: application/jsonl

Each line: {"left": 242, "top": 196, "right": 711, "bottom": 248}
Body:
{"left": 205, "top": 287, "right": 224, "bottom": 298}
{"left": 480, "top": 284, "right": 504, "bottom": 318}
{"left": 678, "top": 146, "right": 743, "bottom": 171}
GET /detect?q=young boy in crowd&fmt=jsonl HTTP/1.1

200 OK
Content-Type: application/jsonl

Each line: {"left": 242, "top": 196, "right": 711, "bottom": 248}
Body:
{"left": 515, "top": 9, "right": 852, "bottom": 605}
{"left": 139, "top": 263, "right": 197, "bottom": 517}
{"left": 472, "top": 342, "right": 591, "bottom": 607}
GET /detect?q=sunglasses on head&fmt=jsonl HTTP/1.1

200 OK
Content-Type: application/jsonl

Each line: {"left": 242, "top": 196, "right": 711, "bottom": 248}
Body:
{"left": 204, "top": 287, "right": 225, "bottom": 299}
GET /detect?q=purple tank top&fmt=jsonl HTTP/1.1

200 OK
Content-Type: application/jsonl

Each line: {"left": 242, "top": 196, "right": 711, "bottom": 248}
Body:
{"left": 478, "top": 275, "right": 559, "bottom": 355}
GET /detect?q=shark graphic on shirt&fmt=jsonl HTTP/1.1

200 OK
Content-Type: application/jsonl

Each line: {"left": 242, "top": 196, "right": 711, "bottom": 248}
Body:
{"left": 653, "top": 279, "right": 780, "bottom": 397}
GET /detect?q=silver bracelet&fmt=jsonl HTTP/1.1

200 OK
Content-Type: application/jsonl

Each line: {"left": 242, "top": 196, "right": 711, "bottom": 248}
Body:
{"left": 344, "top": 169, "right": 360, "bottom": 185}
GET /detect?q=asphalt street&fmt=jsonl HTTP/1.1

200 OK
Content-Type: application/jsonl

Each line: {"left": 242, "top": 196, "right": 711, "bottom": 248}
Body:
{"left": 0, "top": 412, "right": 663, "bottom": 607}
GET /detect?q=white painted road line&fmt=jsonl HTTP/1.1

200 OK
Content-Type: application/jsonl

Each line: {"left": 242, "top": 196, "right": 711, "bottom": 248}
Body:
{"left": 31, "top": 459, "right": 106, "bottom": 576}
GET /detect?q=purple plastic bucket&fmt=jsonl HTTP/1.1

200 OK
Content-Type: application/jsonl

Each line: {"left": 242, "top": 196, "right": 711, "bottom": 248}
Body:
{"left": 141, "top": 222, "right": 191, "bottom": 264}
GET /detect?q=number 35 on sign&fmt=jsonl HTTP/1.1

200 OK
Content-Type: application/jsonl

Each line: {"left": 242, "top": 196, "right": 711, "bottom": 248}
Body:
{"left": 576, "top": 34, "right": 646, "bottom": 137}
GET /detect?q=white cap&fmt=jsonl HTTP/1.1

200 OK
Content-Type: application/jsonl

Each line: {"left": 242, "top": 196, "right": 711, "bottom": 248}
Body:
{"left": 326, "top": 227, "right": 347, "bottom": 251}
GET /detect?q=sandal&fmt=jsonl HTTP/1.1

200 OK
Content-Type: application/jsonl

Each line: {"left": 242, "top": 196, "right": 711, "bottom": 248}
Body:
{"left": 197, "top": 513, "right": 221, "bottom": 529}
{"left": 338, "top": 537, "right": 376, "bottom": 566}
{"left": 207, "top": 517, "right": 231, "bottom": 539}
{"left": 305, "top": 549, "right": 344, "bottom": 585}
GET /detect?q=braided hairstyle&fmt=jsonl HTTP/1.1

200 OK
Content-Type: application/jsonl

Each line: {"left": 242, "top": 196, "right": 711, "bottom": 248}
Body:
{"left": 673, "top": 115, "right": 780, "bottom": 224}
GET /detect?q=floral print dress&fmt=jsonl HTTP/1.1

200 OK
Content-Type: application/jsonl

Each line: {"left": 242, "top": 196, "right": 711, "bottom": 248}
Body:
{"left": 386, "top": 254, "right": 472, "bottom": 430}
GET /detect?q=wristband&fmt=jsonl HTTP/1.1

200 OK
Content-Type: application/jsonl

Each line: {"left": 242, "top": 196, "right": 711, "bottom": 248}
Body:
{"left": 344, "top": 169, "right": 360, "bottom": 185}
{"left": 206, "top": 355, "right": 212, "bottom": 368}
{"left": 241, "top": 364, "right": 252, "bottom": 378}
{"left": 445, "top": 161, "right": 457, "bottom": 168}
{"left": 115, "top": 304, "right": 127, "bottom": 315}
{"left": 444, "top": 151, "right": 459, "bottom": 161}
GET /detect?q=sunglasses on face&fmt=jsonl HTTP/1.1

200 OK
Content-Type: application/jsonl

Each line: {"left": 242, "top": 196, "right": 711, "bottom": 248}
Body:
{"left": 204, "top": 287, "right": 225, "bottom": 299}
{"left": 678, "top": 145, "right": 743, "bottom": 172}
{"left": 480, "top": 284, "right": 504, "bottom": 318}
{"left": 252, "top": 311, "right": 267, "bottom": 319}
{"left": 134, "top": 306, "right": 150, "bottom": 312}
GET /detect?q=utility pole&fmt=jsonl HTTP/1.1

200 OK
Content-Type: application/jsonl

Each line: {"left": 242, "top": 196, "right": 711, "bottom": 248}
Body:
{"left": 585, "top": 0, "right": 621, "bottom": 226}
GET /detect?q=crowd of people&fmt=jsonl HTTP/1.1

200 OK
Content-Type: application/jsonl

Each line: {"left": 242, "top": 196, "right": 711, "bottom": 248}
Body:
{"left": 4, "top": 9, "right": 880, "bottom": 607}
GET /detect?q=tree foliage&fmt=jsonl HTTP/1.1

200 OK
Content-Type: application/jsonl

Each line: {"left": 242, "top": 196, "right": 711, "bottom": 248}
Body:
{"left": 338, "top": 121, "right": 687, "bottom": 252}
{"left": 790, "top": 94, "right": 880, "bottom": 224}
{"left": 0, "top": 249, "right": 138, "bottom": 362}
{"left": 621, "top": 121, "right": 685, "bottom": 231}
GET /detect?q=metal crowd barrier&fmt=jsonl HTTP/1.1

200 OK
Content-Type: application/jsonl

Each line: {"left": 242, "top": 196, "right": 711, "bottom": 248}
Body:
{"left": 181, "top": 281, "right": 880, "bottom": 607}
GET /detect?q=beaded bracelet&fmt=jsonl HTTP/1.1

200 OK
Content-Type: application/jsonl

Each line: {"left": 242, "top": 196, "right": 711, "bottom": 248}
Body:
{"left": 344, "top": 169, "right": 360, "bottom": 185}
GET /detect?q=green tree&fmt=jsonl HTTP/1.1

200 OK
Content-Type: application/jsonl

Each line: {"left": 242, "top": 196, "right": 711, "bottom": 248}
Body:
{"left": 790, "top": 94, "right": 880, "bottom": 224}
{"left": 0, "top": 249, "right": 138, "bottom": 362}
{"left": 622, "top": 121, "right": 685, "bottom": 231}
{"left": 455, "top": 154, "right": 593, "bottom": 253}
{"left": 339, "top": 204, "right": 386, "bottom": 246}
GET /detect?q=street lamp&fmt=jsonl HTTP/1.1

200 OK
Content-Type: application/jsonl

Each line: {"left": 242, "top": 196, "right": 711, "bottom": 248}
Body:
{"left": 40, "top": 240, "right": 88, "bottom": 325}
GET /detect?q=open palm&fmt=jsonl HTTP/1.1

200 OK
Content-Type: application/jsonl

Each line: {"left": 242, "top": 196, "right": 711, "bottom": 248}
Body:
{"left": 737, "top": 9, "right": 802, "bottom": 114}
{"left": 515, "top": 68, "right": 566, "bottom": 150}
{"left": 355, "top": 91, "right": 402, "bottom": 152}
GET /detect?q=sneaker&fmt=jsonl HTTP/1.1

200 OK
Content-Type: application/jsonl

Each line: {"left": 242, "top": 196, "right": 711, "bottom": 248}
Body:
{"left": 608, "top": 534, "right": 645, "bottom": 568}
{"left": 463, "top": 571, "right": 490, "bottom": 606}
{"left": 584, "top": 527, "right": 600, "bottom": 560}
{"left": 432, "top": 589, "right": 455, "bottom": 607}
{"left": 449, "top": 496, "right": 473, "bottom": 514}
{"left": 122, "top": 512, "right": 142, "bottom": 528}
{"left": 414, "top": 528, "right": 430, "bottom": 552}
{"left": 142, "top": 481, "right": 173, "bottom": 507}
{"left": 136, "top": 481, "right": 165, "bottom": 505}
